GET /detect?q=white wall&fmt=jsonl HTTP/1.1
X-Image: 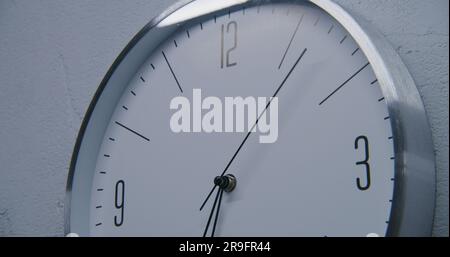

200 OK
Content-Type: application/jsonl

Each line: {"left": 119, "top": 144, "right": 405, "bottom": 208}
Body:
{"left": 0, "top": 0, "right": 447, "bottom": 236}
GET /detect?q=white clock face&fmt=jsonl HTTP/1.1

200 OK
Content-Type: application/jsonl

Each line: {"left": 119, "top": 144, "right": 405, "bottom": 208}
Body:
{"left": 79, "top": 1, "right": 396, "bottom": 236}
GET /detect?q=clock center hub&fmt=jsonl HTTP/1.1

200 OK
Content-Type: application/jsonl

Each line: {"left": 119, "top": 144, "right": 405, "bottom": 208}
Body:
{"left": 214, "top": 174, "right": 236, "bottom": 192}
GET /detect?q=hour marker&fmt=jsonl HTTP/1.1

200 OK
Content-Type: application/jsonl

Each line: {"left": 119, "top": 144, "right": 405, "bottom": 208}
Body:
{"left": 200, "top": 22, "right": 203, "bottom": 30}
{"left": 174, "top": 40, "right": 178, "bottom": 48}
{"left": 390, "top": 156, "right": 395, "bottom": 160}
{"left": 384, "top": 116, "right": 390, "bottom": 120}
{"left": 370, "top": 79, "right": 378, "bottom": 85}
{"left": 214, "top": 15, "right": 217, "bottom": 23}
{"left": 95, "top": 223, "right": 102, "bottom": 226}
{"left": 96, "top": 206, "right": 102, "bottom": 209}
{"left": 109, "top": 137, "right": 115, "bottom": 141}
{"left": 340, "top": 35, "right": 348, "bottom": 44}
{"left": 378, "top": 97, "right": 385, "bottom": 102}
{"left": 186, "top": 30, "right": 190, "bottom": 38}
{"left": 278, "top": 14, "right": 304, "bottom": 69}
{"left": 140, "top": 76, "right": 145, "bottom": 82}
{"left": 352, "top": 47, "right": 360, "bottom": 56}
{"left": 97, "top": 189, "right": 104, "bottom": 191}
{"left": 122, "top": 105, "right": 128, "bottom": 111}
{"left": 103, "top": 154, "right": 110, "bottom": 158}
{"left": 99, "top": 171, "right": 106, "bottom": 174}
{"left": 388, "top": 136, "right": 393, "bottom": 140}
{"left": 319, "top": 62, "right": 370, "bottom": 105}
{"left": 115, "top": 121, "right": 150, "bottom": 142}
{"left": 130, "top": 90, "right": 136, "bottom": 96}
{"left": 151, "top": 63, "right": 155, "bottom": 70}
{"left": 162, "top": 51, "right": 184, "bottom": 93}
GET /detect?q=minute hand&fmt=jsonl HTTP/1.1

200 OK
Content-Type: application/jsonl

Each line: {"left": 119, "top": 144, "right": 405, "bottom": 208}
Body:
{"left": 199, "top": 48, "right": 308, "bottom": 211}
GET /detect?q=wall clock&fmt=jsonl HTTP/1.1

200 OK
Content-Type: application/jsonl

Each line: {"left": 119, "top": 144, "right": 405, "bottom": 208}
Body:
{"left": 66, "top": 0, "right": 436, "bottom": 236}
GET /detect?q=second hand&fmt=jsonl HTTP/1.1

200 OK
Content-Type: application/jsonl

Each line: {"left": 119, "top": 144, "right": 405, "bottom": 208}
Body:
{"left": 199, "top": 48, "right": 308, "bottom": 211}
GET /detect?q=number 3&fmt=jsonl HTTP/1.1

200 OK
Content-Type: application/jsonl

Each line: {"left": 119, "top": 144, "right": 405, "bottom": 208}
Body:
{"left": 355, "top": 135, "right": 371, "bottom": 191}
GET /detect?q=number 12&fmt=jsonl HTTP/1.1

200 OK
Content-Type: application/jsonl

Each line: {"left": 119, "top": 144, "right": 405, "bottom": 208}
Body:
{"left": 221, "top": 21, "right": 237, "bottom": 68}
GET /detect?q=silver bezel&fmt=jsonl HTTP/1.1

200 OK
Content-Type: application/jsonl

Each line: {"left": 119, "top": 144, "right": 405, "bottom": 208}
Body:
{"left": 65, "top": 0, "right": 435, "bottom": 236}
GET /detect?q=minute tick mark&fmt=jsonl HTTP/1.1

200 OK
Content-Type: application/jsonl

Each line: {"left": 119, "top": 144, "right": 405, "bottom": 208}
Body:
{"left": 328, "top": 24, "right": 334, "bottom": 34}
{"left": 314, "top": 16, "right": 320, "bottom": 26}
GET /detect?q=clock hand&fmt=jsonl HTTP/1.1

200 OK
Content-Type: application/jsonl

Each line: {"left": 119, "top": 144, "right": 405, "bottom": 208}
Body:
{"left": 211, "top": 188, "right": 224, "bottom": 237}
{"left": 202, "top": 184, "right": 221, "bottom": 237}
{"left": 200, "top": 184, "right": 217, "bottom": 211}
{"left": 203, "top": 175, "right": 235, "bottom": 237}
{"left": 199, "top": 48, "right": 308, "bottom": 211}
{"left": 199, "top": 127, "right": 251, "bottom": 211}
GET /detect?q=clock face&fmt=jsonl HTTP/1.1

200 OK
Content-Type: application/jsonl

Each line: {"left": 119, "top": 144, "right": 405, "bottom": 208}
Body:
{"left": 71, "top": 1, "right": 399, "bottom": 236}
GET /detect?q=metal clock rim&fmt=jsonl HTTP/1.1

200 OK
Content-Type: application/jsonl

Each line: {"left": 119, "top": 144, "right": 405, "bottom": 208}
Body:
{"left": 65, "top": 0, "right": 436, "bottom": 236}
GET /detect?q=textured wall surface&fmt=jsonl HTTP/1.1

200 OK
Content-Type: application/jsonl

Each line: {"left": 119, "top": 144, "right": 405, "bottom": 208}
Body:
{"left": 0, "top": 0, "right": 447, "bottom": 236}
